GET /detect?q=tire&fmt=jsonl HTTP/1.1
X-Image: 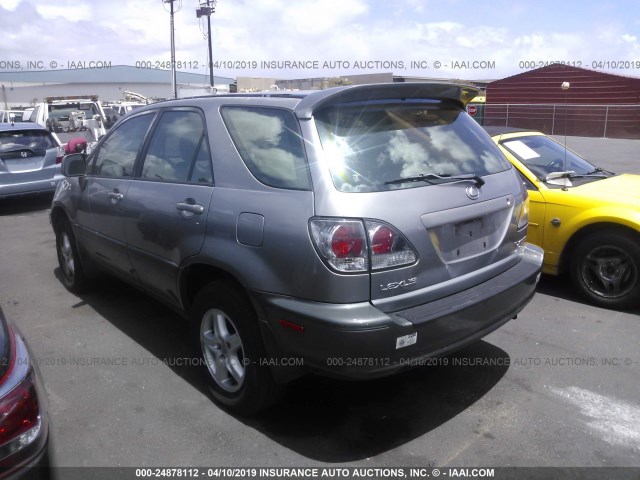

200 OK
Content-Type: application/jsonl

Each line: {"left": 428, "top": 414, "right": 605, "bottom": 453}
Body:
{"left": 570, "top": 231, "right": 640, "bottom": 309}
{"left": 190, "top": 281, "right": 283, "bottom": 415}
{"left": 55, "top": 218, "right": 91, "bottom": 293}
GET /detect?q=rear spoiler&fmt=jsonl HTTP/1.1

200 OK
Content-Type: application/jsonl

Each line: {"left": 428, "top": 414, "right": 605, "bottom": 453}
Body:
{"left": 294, "top": 83, "right": 480, "bottom": 119}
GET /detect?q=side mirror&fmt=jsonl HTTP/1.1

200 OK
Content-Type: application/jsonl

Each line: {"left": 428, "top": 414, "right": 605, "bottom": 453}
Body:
{"left": 62, "top": 153, "right": 87, "bottom": 177}
{"left": 545, "top": 171, "right": 574, "bottom": 187}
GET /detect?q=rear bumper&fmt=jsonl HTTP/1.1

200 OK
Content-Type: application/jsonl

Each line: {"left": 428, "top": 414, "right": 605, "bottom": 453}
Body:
{"left": 0, "top": 175, "right": 61, "bottom": 199}
{"left": 252, "top": 244, "right": 543, "bottom": 380}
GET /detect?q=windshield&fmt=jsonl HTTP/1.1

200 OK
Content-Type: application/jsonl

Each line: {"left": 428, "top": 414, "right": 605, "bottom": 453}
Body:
{"left": 315, "top": 102, "right": 510, "bottom": 192}
{"left": 500, "top": 135, "right": 599, "bottom": 181}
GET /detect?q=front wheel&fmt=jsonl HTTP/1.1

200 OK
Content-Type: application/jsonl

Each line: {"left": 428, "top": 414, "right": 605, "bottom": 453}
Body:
{"left": 570, "top": 231, "right": 640, "bottom": 309}
{"left": 190, "top": 282, "right": 283, "bottom": 415}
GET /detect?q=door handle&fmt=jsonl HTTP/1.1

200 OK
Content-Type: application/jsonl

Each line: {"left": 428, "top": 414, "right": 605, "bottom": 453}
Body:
{"left": 107, "top": 191, "right": 124, "bottom": 204}
{"left": 176, "top": 202, "right": 204, "bottom": 215}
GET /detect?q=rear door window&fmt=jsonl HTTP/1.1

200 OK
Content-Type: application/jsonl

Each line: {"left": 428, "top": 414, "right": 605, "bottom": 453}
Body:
{"left": 221, "top": 106, "right": 311, "bottom": 190}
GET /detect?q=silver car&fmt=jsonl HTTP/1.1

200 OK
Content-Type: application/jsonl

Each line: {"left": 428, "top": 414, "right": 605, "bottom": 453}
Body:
{"left": 0, "top": 122, "right": 64, "bottom": 199}
{"left": 51, "top": 83, "right": 543, "bottom": 414}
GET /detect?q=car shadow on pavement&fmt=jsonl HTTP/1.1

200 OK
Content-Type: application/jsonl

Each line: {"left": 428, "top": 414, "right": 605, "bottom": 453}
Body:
{"left": 246, "top": 341, "right": 509, "bottom": 462}
{"left": 0, "top": 193, "right": 54, "bottom": 216}
{"left": 58, "top": 270, "right": 511, "bottom": 462}
{"left": 53, "top": 270, "right": 209, "bottom": 392}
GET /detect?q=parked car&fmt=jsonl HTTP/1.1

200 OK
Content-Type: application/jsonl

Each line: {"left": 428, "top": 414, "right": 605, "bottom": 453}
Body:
{"left": 0, "top": 307, "right": 52, "bottom": 479}
{"left": 110, "top": 102, "right": 146, "bottom": 117}
{"left": 51, "top": 83, "right": 543, "bottom": 414}
{"left": 0, "top": 111, "right": 26, "bottom": 124}
{"left": 28, "top": 96, "right": 109, "bottom": 148}
{"left": 0, "top": 122, "right": 65, "bottom": 199}
{"left": 486, "top": 127, "right": 640, "bottom": 309}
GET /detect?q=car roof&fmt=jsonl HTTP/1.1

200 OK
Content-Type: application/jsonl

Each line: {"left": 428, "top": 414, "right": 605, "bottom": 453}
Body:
{"left": 483, "top": 126, "right": 539, "bottom": 137}
{"left": 0, "top": 122, "right": 48, "bottom": 132}
{"left": 137, "top": 83, "right": 481, "bottom": 119}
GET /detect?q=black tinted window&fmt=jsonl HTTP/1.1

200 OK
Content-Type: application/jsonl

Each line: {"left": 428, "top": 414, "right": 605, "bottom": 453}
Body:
{"left": 190, "top": 139, "right": 213, "bottom": 184}
{"left": 221, "top": 107, "right": 311, "bottom": 190}
{"left": 0, "top": 130, "right": 57, "bottom": 155}
{"left": 92, "top": 113, "right": 154, "bottom": 177}
{"left": 141, "top": 110, "right": 211, "bottom": 183}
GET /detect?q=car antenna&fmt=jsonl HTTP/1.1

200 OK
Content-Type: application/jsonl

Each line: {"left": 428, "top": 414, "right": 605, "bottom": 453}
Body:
{"left": 561, "top": 81, "right": 570, "bottom": 191}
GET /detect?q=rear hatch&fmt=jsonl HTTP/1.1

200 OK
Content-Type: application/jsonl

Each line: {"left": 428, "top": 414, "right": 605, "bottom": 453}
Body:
{"left": 0, "top": 128, "right": 60, "bottom": 184}
{"left": 307, "top": 86, "right": 526, "bottom": 312}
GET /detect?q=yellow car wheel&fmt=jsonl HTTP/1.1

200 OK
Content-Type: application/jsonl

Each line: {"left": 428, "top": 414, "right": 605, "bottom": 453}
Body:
{"left": 570, "top": 231, "right": 640, "bottom": 310}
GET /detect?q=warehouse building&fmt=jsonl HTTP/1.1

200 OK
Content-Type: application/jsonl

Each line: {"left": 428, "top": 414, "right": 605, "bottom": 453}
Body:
{"left": 0, "top": 65, "right": 235, "bottom": 108}
{"left": 485, "top": 64, "right": 640, "bottom": 139}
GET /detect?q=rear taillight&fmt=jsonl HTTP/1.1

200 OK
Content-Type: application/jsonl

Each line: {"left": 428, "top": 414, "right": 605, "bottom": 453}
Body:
{"left": 310, "top": 218, "right": 417, "bottom": 273}
{"left": 366, "top": 221, "right": 417, "bottom": 270}
{"left": 0, "top": 326, "right": 42, "bottom": 463}
{"left": 517, "top": 197, "right": 529, "bottom": 230}
{"left": 0, "top": 373, "right": 40, "bottom": 449}
{"left": 331, "top": 224, "right": 364, "bottom": 258}
{"left": 310, "top": 220, "right": 368, "bottom": 272}
{"left": 55, "top": 146, "right": 64, "bottom": 165}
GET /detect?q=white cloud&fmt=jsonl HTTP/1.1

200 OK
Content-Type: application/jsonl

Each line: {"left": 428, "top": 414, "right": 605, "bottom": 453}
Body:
{"left": 36, "top": 4, "right": 91, "bottom": 20}
{"left": 0, "top": 0, "right": 21, "bottom": 10}
{"left": 1, "top": 0, "right": 640, "bottom": 81}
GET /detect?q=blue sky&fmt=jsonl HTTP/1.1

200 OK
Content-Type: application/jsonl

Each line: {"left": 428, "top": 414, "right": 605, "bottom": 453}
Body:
{"left": 1, "top": 0, "right": 639, "bottom": 81}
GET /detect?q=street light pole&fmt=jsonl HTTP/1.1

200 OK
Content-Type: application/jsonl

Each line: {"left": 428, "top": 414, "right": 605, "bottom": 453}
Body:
{"left": 196, "top": 1, "right": 217, "bottom": 90}
{"left": 165, "top": 0, "right": 178, "bottom": 99}
{"left": 207, "top": 2, "right": 214, "bottom": 88}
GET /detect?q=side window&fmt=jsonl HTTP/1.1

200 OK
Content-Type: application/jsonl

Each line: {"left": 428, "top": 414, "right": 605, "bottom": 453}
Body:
{"left": 141, "top": 110, "right": 212, "bottom": 184}
{"left": 190, "top": 139, "right": 213, "bottom": 184}
{"left": 221, "top": 107, "right": 311, "bottom": 190}
{"left": 92, "top": 113, "right": 154, "bottom": 177}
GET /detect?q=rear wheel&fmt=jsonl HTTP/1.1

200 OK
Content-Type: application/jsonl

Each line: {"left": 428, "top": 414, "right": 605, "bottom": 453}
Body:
{"left": 190, "top": 281, "right": 283, "bottom": 415}
{"left": 570, "top": 231, "right": 640, "bottom": 309}
{"left": 55, "top": 218, "right": 91, "bottom": 293}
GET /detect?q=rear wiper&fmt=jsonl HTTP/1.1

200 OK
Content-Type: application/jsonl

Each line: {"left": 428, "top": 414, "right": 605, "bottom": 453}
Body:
{"left": 385, "top": 173, "right": 485, "bottom": 187}
{"left": 0, "top": 146, "right": 36, "bottom": 154}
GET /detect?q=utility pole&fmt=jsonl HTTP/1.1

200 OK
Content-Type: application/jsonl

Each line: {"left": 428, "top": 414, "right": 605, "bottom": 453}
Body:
{"left": 164, "top": 0, "right": 179, "bottom": 98}
{"left": 196, "top": 1, "right": 217, "bottom": 89}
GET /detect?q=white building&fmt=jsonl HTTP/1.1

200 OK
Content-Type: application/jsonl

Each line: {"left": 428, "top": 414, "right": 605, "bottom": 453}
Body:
{"left": 0, "top": 65, "right": 235, "bottom": 108}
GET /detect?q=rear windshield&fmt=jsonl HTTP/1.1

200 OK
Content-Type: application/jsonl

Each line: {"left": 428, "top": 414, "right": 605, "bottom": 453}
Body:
{"left": 315, "top": 102, "right": 510, "bottom": 192}
{"left": 0, "top": 129, "right": 57, "bottom": 154}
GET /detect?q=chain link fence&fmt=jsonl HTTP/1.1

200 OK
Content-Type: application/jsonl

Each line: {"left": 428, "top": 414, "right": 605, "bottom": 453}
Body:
{"left": 479, "top": 104, "right": 640, "bottom": 139}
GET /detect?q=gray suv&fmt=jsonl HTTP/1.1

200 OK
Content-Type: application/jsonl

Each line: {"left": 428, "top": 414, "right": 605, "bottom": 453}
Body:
{"left": 51, "top": 83, "right": 543, "bottom": 414}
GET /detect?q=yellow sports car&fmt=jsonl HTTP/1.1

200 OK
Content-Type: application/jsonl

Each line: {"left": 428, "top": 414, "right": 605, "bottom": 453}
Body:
{"left": 486, "top": 127, "right": 640, "bottom": 309}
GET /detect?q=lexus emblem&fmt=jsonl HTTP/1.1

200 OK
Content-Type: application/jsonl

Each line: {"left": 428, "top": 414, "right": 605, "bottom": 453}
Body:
{"left": 466, "top": 185, "right": 480, "bottom": 200}
{"left": 20, "top": 151, "right": 28, "bottom": 158}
